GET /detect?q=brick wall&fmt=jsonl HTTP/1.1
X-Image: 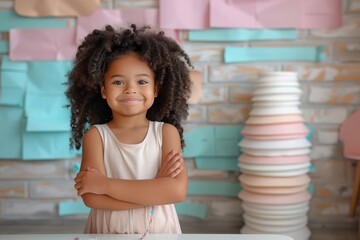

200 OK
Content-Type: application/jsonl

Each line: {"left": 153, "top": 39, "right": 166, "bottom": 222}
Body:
{"left": 0, "top": 0, "right": 359, "bottom": 232}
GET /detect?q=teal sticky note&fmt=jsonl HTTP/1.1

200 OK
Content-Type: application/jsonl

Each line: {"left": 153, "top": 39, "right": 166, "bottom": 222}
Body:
{"left": 183, "top": 126, "right": 216, "bottom": 157}
{"left": 59, "top": 201, "right": 90, "bottom": 216}
{"left": 1, "top": 56, "right": 27, "bottom": 88}
{"left": 224, "top": 46, "right": 325, "bottom": 63}
{"left": 188, "top": 180, "right": 241, "bottom": 197}
{"left": 22, "top": 131, "right": 76, "bottom": 160}
{"left": 0, "top": 87, "right": 24, "bottom": 106}
{"left": 175, "top": 202, "right": 207, "bottom": 219}
{"left": 307, "top": 182, "right": 314, "bottom": 195}
{"left": 195, "top": 157, "right": 239, "bottom": 171}
{"left": 24, "top": 93, "right": 70, "bottom": 132}
{"left": 0, "top": 106, "right": 23, "bottom": 158}
{"left": 309, "top": 162, "right": 316, "bottom": 173}
{"left": 0, "top": 10, "right": 67, "bottom": 31}
{"left": 0, "top": 40, "right": 8, "bottom": 53}
{"left": 26, "top": 61, "right": 71, "bottom": 94}
{"left": 306, "top": 123, "right": 314, "bottom": 141}
{"left": 189, "top": 29, "right": 297, "bottom": 42}
{"left": 72, "top": 163, "right": 81, "bottom": 173}
{"left": 215, "top": 125, "right": 243, "bottom": 156}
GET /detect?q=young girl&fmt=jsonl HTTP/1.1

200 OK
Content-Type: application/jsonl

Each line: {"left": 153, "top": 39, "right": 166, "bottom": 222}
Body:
{"left": 66, "top": 24, "right": 192, "bottom": 235}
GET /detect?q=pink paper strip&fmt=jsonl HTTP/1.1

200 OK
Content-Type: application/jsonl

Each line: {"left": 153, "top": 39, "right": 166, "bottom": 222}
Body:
{"left": 10, "top": 28, "right": 77, "bottom": 61}
{"left": 77, "top": 8, "right": 178, "bottom": 44}
{"left": 210, "top": 0, "right": 342, "bottom": 29}
{"left": 159, "top": 0, "right": 210, "bottom": 29}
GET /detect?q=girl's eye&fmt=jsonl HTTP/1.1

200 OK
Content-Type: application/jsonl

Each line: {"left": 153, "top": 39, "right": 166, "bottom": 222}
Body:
{"left": 138, "top": 80, "right": 148, "bottom": 85}
{"left": 113, "top": 80, "right": 123, "bottom": 85}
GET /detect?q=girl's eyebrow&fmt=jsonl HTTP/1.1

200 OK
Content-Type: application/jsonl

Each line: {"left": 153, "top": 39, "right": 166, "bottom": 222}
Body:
{"left": 110, "top": 73, "right": 151, "bottom": 79}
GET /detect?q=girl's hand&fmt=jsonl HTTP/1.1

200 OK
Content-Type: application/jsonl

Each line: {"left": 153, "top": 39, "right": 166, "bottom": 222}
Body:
{"left": 156, "top": 150, "right": 184, "bottom": 178}
{"left": 74, "top": 167, "right": 108, "bottom": 196}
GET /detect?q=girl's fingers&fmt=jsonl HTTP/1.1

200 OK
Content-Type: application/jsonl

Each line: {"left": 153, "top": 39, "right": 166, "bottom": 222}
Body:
{"left": 170, "top": 167, "right": 183, "bottom": 178}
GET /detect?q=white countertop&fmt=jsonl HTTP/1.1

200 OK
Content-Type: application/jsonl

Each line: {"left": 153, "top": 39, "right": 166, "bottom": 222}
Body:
{"left": 0, "top": 234, "right": 294, "bottom": 240}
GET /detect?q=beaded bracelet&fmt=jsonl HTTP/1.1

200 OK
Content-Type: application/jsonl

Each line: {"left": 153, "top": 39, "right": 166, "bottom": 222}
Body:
{"left": 139, "top": 206, "right": 155, "bottom": 240}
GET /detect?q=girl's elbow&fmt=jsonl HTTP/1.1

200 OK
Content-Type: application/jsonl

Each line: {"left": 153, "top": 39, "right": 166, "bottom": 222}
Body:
{"left": 174, "top": 186, "right": 187, "bottom": 202}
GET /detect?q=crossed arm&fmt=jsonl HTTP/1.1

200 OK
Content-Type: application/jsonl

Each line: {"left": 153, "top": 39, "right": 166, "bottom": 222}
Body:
{"left": 74, "top": 124, "right": 188, "bottom": 210}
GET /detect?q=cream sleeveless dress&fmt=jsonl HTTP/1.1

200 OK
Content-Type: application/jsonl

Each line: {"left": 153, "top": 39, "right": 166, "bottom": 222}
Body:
{"left": 84, "top": 121, "right": 182, "bottom": 234}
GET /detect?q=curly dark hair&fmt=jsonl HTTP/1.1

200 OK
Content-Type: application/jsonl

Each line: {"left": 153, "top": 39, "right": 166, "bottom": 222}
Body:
{"left": 66, "top": 24, "right": 192, "bottom": 150}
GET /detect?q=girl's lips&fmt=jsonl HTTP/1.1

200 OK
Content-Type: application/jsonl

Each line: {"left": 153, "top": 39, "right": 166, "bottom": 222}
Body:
{"left": 119, "top": 98, "right": 143, "bottom": 104}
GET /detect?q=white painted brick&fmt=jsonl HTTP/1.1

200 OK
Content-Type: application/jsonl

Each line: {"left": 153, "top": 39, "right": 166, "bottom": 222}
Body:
{"left": 349, "top": 0, "right": 360, "bottom": 12}
{"left": 284, "top": 64, "right": 360, "bottom": 81}
{"left": 114, "top": 0, "right": 158, "bottom": 8}
{"left": 181, "top": 44, "right": 225, "bottom": 63}
{"left": 302, "top": 107, "right": 348, "bottom": 124}
{"left": 187, "top": 105, "right": 207, "bottom": 123}
{"left": 29, "top": 181, "right": 77, "bottom": 199}
{"left": 333, "top": 40, "right": 360, "bottom": 62}
{"left": 211, "top": 200, "right": 243, "bottom": 217}
{"left": 0, "top": 0, "right": 13, "bottom": 9}
{"left": 0, "top": 161, "right": 67, "bottom": 179}
{"left": 310, "top": 159, "right": 347, "bottom": 181}
{"left": 208, "top": 104, "right": 250, "bottom": 124}
{"left": 309, "top": 85, "right": 360, "bottom": 104}
{"left": 310, "top": 199, "right": 350, "bottom": 216}
{"left": 199, "top": 86, "right": 228, "bottom": 104}
{"left": 229, "top": 85, "right": 255, "bottom": 103}
{"left": 310, "top": 145, "right": 342, "bottom": 159}
{"left": 209, "top": 64, "right": 277, "bottom": 82}
{"left": 313, "top": 180, "right": 352, "bottom": 199}
{"left": 0, "top": 181, "right": 27, "bottom": 198}
{"left": 316, "top": 128, "right": 339, "bottom": 145}
{"left": 309, "top": 15, "right": 360, "bottom": 38}
{"left": 101, "top": 0, "right": 114, "bottom": 9}
{"left": 2, "top": 200, "right": 56, "bottom": 217}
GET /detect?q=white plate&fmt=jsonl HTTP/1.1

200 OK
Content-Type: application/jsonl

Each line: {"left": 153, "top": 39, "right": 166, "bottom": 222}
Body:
{"left": 252, "top": 95, "right": 301, "bottom": 102}
{"left": 239, "top": 174, "right": 311, "bottom": 187}
{"left": 238, "top": 162, "right": 310, "bottom": 171}
{"left": 241, "top": 225, "right": 311, "bottom": 240}
{"left": 239, "top": 190, "right": 311, "bottom": 205}
{"left": 253, "top": 87, "right": 302, "bottom": 96}
{"left": 253, "top": 101, "right": 301, "bottom": 107}
{"left": 250, "top": 107, "right": 302, "bottom": 116}
{"left": 239, "top": 138, "right": 311, "bottom": 150}
{"left": 243, "top": 201, "right": 310, "bottom": 211}
{"left": 240, "top": 167, "right": 309, "bottom": 177}
{"left": 245, "top": 220, "right": 307, "bottom": 233}
{"left": 242, "top": 184, "right": 308, "bottom": 195}
{"left": 244, "top": 214, "right": 308, "bottom": 227}
{"left": 256, "top": 81, "right": 299, "bottom": 87}
{"left": 241, "top": 148, "right": 311, "bottom": 156}
{"left": 245, "top": 115, "right": 304, "bottom": 125}
{"left": 242, "top": 204, "right": 309, "bottom": 217}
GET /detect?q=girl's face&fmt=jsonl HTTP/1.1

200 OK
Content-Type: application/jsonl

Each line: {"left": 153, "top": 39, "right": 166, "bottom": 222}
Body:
{"left": 101, "top": 53, "right": 157, "bottom": 118}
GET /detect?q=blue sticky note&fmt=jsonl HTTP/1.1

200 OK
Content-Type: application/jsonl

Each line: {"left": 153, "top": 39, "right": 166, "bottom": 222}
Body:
{"left": 0, "top": 40, "right": 8, "bottom": 53}
{"left": 306, "top": 123, "right": 314, "bottom": 141}
{"left": 24, "top": 93, "right": 70, "bottom": 132}
{"left": 188, "top": 180, "right": 241, "bottom": 197}
{"left": 224, "top": 46, "right": 325, "bottom": 63}
{"left": 22, "top": 131, "right": 76, "bottom": 160}
{"left": 189, "top": 29, "right": 297, "bottom": 42}
{"left": 215, "top": 125, "right": 243, "bottom": 156}
{"left": 307, "top": 182, "right": 314, "bottom": 195}
{"left": 195, "top": 157, "right": 239, "bottom": 171}
{"left": 0, "top": 10, "right": 67, "bottom": 31}
{"left": 26, "top": 61, "right": 71, "bottom": 94}
{"left": 0, "top": 87, "right": 24, "bottom": 107}
{"left": 309, "top": 162, "right": 316, "bottom": 173}
{"left": 0, "top": 106, "right": 23, "bottom": 158}
{"left": 1, "top": 57, "right": 27, "bottom": 88}
{"left": 59, "top": 201, "right": 90, "bottom": 216}
{"left": 183, "top": 126, "right": 216, "bottom": 157}
{"left": 175, "top": 202, "right": 208, "bottom": 219}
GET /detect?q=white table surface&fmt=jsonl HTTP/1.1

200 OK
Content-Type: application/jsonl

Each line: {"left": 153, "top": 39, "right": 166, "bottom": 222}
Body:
{"left": 0, "top": 234, "right": 294, "bottom": 240}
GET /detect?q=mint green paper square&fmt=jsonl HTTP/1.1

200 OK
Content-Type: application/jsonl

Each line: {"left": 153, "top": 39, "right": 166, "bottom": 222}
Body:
{"left": 0, "top": 106, "right": 23, "bottom": 158}
{"left": 0, "top": 40, "right": 8, "bottom": 53}
{"left": 0, "top": 87, "right": 24, "bottom": 107}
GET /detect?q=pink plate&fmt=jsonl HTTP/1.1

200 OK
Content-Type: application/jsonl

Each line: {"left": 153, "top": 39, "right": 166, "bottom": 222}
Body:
{"left": 238, "top": 190, "right": 311, "bottom": 205}
{"left": 246, "top": 115, "right": 304, "bottom": 125}
{"left": 238, "top": 154, "right": 311, "bottom": 165}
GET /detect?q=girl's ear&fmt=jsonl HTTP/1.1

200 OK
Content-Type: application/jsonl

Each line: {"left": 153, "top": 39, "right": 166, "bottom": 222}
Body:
{"left": 154, "top": 85, "right": 159, "bottom": 97}
{"left": 101, "top": 86, "right": 107, "bottom": 99}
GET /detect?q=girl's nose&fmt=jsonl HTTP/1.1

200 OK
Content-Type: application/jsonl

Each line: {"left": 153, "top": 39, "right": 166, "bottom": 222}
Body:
{"left": 124, "top": 87, "right": 137, "bottom": 94}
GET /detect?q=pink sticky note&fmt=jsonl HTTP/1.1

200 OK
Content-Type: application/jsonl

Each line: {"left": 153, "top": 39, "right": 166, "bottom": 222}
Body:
{"left": 339, "top": 109, "right": 360, "bottom": 160}
{"left": 77, "top": 9, "right": 177, "bottom": 44}
{"left": 210, "top": 0, "right": 342, "bottom": 29}
{"left": 159, "top": 0, "right": 210, "bottom": 29}
{"left": 10, "top": 28, "right": 77, "bottom": 61}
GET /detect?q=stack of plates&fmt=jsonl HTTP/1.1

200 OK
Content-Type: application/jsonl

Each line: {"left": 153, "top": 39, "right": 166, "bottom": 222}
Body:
{"left": 238, "top": 72, "right": 312, "bottom": 240}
